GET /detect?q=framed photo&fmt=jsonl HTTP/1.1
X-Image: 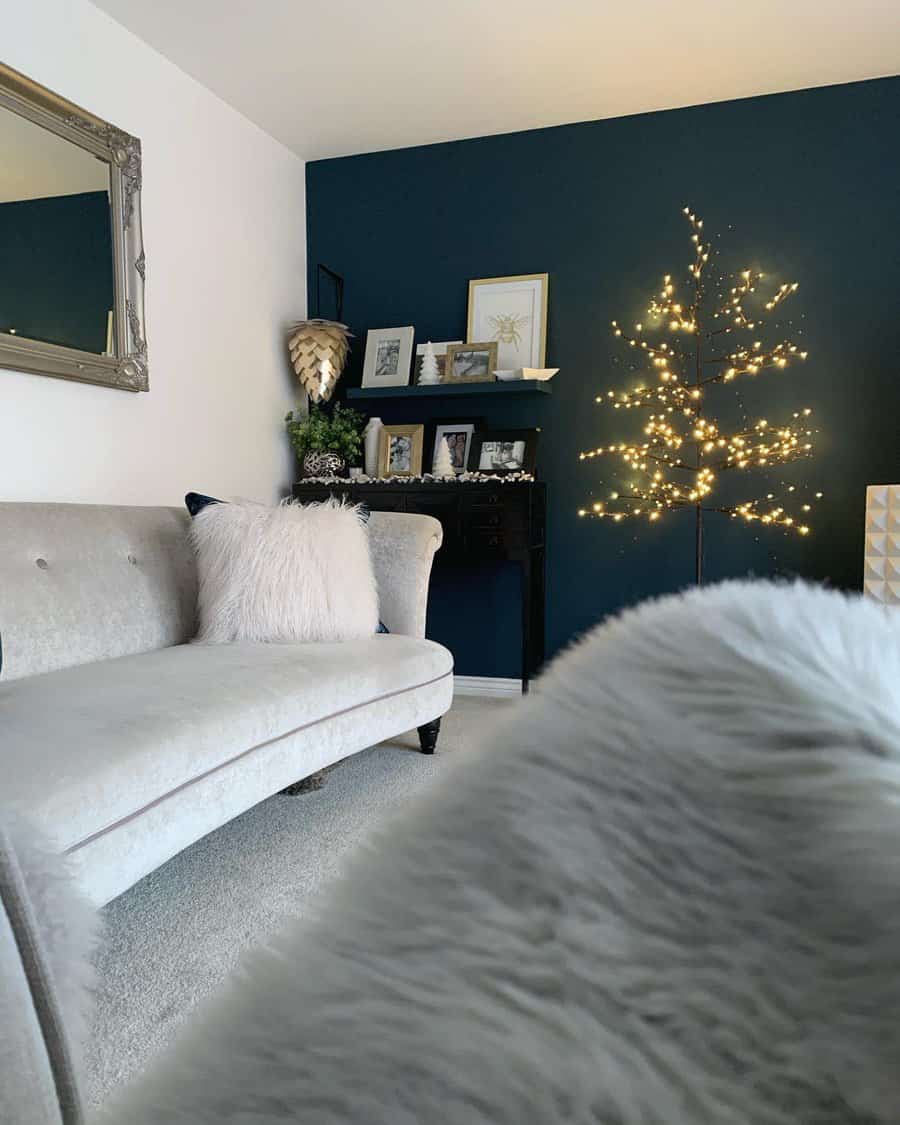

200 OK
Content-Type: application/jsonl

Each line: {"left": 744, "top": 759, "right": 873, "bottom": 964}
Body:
{"left": 432, "top": 421, "right": 478, "bottom": 474}
{"left": 361, "top": 326, "right": 415, "bottom": 388}
{"left": 445, "top": 341, "right": 498, "bottom": 384}
{"left": 470, "top": 429, "right": 539, "bottom": 476}
{"left": 378, "top": 424, "right": 424, "bottom": 478}
{"left": 414, "top": 340, "right": 462, "bottom": 382}
{"left": 468, "top": 273, "right": 548, "bottom": 371}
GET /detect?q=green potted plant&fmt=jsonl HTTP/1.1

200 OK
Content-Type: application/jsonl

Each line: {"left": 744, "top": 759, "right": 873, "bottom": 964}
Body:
{"left": 285, "top": 403, "right": 366, "bottom": 478}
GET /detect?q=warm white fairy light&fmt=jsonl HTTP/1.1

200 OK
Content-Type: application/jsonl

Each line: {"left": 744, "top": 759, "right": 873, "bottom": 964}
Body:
{"left": 579, "top": 207, "right": 820, "bottom": 536}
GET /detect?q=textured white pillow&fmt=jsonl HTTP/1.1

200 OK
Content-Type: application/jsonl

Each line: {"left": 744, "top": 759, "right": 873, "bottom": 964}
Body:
{"left": 190, "top": 499, "right": 379, "bottom": 644}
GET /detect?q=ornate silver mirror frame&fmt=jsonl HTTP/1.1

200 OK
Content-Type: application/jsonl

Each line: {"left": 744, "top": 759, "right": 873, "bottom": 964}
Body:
{"left": 0, "top": 62, "right": 148, "bottom": 391}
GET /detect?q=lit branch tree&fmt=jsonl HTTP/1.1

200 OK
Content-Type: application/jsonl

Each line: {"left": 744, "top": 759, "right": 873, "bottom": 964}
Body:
{"left": 579, "top": 207, "right": 821, "bottom": 584}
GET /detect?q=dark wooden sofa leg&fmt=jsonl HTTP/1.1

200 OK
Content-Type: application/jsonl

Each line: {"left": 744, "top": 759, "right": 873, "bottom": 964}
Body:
{"left": 417, "top": 718, "right": 441, "bottom": 755}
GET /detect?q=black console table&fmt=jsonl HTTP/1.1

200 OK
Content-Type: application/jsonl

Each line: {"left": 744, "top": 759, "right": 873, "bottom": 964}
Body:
{"left": 291, "top": 480, "right": 547, "bottom": 690}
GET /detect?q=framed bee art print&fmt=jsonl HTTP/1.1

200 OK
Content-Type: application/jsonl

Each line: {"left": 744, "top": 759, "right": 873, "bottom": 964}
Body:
{"left": 467, "top": 273, "right": 548, "bottom": 372}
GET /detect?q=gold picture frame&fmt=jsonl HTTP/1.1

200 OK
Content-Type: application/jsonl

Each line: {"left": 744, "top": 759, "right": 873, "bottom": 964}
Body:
{"left": 378, "top": 424, "right": 424, "bottom": 478}
{"left": 444, "top": 341, "right": 498, "bottom": 384}
{"left": 467, "top": 273, "right": 548, "bottom": 371}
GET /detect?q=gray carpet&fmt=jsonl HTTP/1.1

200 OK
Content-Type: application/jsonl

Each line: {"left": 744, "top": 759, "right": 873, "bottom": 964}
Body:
{"left": 85, "top": 695, "right": 504, "bottom": 1106}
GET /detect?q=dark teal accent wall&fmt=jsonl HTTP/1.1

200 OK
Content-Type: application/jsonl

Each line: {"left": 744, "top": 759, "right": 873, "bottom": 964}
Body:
{"left": 0, "top": 190, "right": 113, "bottom": 353}
{"left": 307, "top": 78, "right": 900, "bottom": 676}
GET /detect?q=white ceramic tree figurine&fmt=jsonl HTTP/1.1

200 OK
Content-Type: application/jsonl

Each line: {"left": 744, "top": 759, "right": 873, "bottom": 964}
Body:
{"left": 418, "top": 341, "right": 441, "bottom": 385}
{"left": 432, "top": 436, "right": 455, "bottom": 478}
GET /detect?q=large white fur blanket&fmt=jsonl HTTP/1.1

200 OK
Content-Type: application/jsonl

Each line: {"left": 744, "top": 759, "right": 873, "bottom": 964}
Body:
{"left": 105, "top": 580, "right": 900, "bottom": 1124}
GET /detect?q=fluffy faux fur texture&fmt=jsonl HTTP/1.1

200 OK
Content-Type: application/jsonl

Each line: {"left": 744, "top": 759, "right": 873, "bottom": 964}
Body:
{"left": 190, "top": 498, "right": 379, "bottom": 644}
{"left": 94, "top": 581, "right": 900, "bottom": 1123}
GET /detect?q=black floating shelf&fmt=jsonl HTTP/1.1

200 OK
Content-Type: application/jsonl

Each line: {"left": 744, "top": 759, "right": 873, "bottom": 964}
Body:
{"left": 346, "top": 380, "right": 552, "bottom": 401}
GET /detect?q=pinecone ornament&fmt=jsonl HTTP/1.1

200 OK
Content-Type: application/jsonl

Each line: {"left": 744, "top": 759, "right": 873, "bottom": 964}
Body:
{"left": 287, "top": 320, "right": 351, "bottom": 403}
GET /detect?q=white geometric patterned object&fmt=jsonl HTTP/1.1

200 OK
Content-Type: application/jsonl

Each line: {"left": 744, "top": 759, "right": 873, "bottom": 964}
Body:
{"left": 863, "top": 484, "right": 900, "bottom": 605}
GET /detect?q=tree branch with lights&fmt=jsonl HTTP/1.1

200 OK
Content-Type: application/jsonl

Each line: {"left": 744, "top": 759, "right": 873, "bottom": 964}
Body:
{"left": 579, "top": 207, "right": 821, "bottom": 584}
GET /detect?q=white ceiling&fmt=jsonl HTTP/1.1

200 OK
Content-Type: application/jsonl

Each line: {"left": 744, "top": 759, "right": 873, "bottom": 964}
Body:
{"left": 93, "top": 0, "right": 900, "bottom": 161}
{"left": 0, "top": 109, "right": 109, "bottom": 202}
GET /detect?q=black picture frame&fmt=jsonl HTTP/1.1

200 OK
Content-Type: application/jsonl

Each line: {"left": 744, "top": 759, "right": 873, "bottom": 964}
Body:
{"left": 427, "top": 417, "right": 484, "bottom": 473}
{"left": 469, "top": 428, "right": 539, "bottom": 476}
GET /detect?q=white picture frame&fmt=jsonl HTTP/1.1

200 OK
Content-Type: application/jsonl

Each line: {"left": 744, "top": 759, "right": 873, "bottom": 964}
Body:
{"left": 468, "top": 273, "right": 548, "bottom": 371}
{"left": 433, "top": 422, "right": 476, "bottom": 474}
{"left": 361, "top": 326, "right": 415, "bottom": 388}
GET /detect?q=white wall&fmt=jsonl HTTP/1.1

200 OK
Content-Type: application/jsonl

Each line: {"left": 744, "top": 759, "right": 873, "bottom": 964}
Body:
{"left": 0, "top": 0, "right": 307, "bottom": 505}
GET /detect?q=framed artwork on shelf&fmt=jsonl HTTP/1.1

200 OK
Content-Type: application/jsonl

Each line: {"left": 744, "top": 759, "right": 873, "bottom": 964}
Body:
{"left": 431, "top": 420, "right": 478, "bottom": 474}
{"left": 414, "top": 340, "right": 462, "bottom": 383}
{"left": 445, "top": 341, "right": 498, "bottom": 384}
{"left": 470, "top": 428, "right": 539, "bottom": 476}
{"left": 378, "top": 423, "right": 424, "bottom": 478}
{"left": 468, "top": 273, "right": 548, "bottom": 371}
{"left": 361, "top": 326, "right": 415, "bottom": 388}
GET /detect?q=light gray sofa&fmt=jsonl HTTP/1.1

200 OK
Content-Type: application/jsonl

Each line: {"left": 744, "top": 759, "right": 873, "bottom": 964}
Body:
{"left": 0, "top": 502, "right": 453, "bottom": 907}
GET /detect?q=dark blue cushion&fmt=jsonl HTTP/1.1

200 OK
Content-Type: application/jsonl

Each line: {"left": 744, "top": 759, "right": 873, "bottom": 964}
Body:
{"left": 186, "top": 492, "right": 371, "bottom": 522}
{"left": 185, "top": 492, "right": 223, "bottom": 517}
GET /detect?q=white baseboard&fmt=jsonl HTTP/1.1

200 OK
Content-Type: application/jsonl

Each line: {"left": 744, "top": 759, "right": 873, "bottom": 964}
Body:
{"left": 454, "top": 675, "right": 523, "bottom": 698}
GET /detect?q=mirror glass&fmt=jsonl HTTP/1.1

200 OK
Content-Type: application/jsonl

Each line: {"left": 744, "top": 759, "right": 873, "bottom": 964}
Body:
{"left": 0, "top": 107, "right": 114, "bottom": 355}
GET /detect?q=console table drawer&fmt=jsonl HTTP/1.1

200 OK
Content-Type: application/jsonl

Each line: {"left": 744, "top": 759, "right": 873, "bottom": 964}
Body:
{"left": 404, "top": 493, "right": 462, "bottom": 519}
{"left": 466, "top": 528, "right": 531, "bottom": 552}
{"left": 461, "top": 490, "right": 528, "bottom": 513}
{"left": 461, "top": 490, "right": 504, "bottom": 508}
{"left": 463, "top": 509, "right": 528, "bottom": 533}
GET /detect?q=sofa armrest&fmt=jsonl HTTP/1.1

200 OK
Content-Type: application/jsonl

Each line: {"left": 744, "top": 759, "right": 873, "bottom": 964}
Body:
{"left": 367, "top": 512, "right": 442, "bottom": 638}
{"left": 0, "top": 811, "right": 96, "bottom": 1125}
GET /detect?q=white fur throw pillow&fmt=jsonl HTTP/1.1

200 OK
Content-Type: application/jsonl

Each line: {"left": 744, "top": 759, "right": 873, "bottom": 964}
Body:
{"left": 190, "top": 499, "right": 379, "bottom": 644}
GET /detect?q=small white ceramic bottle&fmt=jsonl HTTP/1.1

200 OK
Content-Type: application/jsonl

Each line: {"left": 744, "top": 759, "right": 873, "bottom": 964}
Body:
{"left": 364, "top": 417, "right": 383, "bottom": 477}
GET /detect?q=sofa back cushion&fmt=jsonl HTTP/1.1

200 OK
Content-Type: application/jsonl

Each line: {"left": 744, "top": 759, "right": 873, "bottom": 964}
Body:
{"left": 0, "top": 503, "right": 197, "bottom": 681}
